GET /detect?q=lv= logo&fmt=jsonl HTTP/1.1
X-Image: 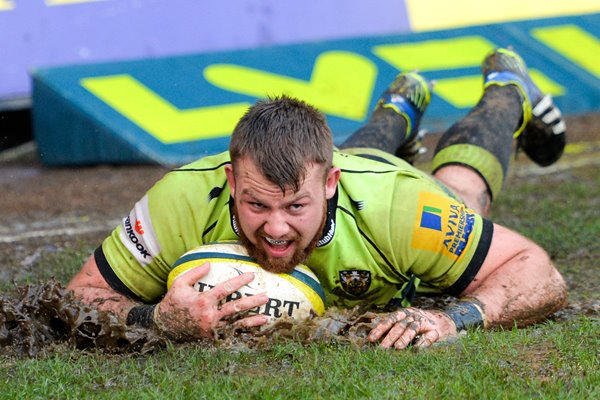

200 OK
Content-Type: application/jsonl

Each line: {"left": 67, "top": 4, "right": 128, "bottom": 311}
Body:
{"left": 81, "top": 51, "right": 377, "bottom": 143}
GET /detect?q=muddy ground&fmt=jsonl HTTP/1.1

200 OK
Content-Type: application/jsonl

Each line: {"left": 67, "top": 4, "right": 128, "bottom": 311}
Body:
{"left": 0, "top": 113, "right": 599, "bottom": 356}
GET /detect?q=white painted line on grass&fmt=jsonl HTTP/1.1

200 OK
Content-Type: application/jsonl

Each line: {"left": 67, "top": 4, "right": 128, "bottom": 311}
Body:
{"left": 0, "top": 141, "right": 37, "bottom": 162}
{"left": 0, "top": 221, "right": 119, "bottom": 243}
{"left": 513, "top": 153, "right": 600, "bottom": 177}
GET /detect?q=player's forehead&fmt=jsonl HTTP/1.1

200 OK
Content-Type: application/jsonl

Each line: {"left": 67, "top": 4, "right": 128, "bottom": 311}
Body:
{"left": 234, "top": 157, "right": 325, "bottom": 198}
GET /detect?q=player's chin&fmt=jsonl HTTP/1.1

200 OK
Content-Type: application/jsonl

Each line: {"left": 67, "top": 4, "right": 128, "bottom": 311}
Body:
{"left": 260, "top": 249, "right": 298, "bottom": 274}
{"left": 262, "top": 256, "right": 297, "bottom": 274}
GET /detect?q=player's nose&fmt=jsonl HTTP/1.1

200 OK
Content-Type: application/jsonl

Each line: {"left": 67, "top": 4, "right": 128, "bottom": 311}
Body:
{"left": 263, "top": 211, "right": 290, "bottom": 238}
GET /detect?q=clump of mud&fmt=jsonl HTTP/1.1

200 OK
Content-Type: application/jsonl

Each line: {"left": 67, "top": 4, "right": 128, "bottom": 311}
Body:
{"left": 2, "top": 280, "right": 589, "bottom": 359}
{"left": 0, "top": 280, "right": 405, "bottom": 358}
{"left": 0, "top": 280, "right": 385, "bottom": 358}
{"left": 0, "top": 279, "right": 167, "bottom": 358}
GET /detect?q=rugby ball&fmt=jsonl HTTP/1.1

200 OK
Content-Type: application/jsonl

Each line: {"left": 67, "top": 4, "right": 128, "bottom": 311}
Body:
{"left": 167, "top": 242, "right": 326, "bottom": 325}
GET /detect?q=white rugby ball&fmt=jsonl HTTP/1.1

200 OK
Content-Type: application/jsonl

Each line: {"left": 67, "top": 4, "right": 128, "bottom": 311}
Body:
{"left": 167, "top": 242, "right": 326, "bottom": 325}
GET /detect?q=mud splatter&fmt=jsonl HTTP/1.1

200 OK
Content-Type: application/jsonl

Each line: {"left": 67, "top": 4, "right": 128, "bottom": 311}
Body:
{"left": 1, "top": 280, "right": 593, "bottom": 359}
{"left": 0, "top": 279, "right": 167, "bottom": 357}
{"left": 0, "top": 280, "right": 387, "bottom": 357}
{"left": 0, "top": 280, "right": 422, "bottom": 357}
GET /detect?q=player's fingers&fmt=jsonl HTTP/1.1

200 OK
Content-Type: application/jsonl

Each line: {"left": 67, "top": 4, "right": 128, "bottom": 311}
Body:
{"left": 374, "top": 316, "right": 410, "bottom": 348}
{"left": 413, "top": 329, "right": 440, "bottom": 348}
{"left": 172, "top": 263, "right": 211, "bottom": 287}
{"left": 233, "top": 314, "right": 270, "bottom": 329}
{"left": 218, "top": 291, "right": 268, "bottom": 317}
{"left": 206, "top": 272, "right": 257, "bottom": 301}
{"left": 392, "top": 319, "right": 422, "bottom": 349}
{"left": 378, "top": 315, "right": 422, "bottom": 349}
{"left": 367, "top": 311, "right": 409, "bottom": 342}
{"left": 378, "top": 322, "right": 409, "bottom": 349}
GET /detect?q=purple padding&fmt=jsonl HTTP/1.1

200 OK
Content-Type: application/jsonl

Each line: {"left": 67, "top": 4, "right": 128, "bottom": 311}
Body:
{"left": 0, "top": 0, "right": 410, "bottom": 102}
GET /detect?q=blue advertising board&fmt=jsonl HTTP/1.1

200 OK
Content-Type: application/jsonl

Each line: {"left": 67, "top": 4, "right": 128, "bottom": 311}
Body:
{"left": 32, "top": 13, "right": 600, "bottom": 165}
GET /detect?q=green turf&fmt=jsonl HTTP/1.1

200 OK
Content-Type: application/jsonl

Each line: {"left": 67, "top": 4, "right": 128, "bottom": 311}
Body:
{"left": 0, "top": 318, "right": 597, "bottom": 399}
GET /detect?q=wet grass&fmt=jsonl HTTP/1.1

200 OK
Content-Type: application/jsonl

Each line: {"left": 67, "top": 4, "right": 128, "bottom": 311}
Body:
{"left": 0, "top": 241, "right": 92, "bottom": 293}
{"left": 0, "top": 164, "right": 598, "bottom": 399}
{"left": 0, "top": 318, "right": 597, "bottom": 399}
{"left": 494, "top": 165, "right": 600, "bottom": 305}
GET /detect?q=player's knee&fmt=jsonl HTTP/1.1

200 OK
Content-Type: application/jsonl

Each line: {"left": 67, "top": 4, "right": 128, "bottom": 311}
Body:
{"left": 433, "top": 165, "right": 491, "bottom": 215}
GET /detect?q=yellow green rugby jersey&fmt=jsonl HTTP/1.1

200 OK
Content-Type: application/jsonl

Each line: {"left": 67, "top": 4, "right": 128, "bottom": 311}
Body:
{"left": 96, "top": 149, "right": 493, "bottom": 307}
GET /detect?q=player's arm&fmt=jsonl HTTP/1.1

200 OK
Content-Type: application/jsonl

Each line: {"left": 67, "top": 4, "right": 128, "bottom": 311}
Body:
{"left": 368, "top": 223, "right": 567, "bottom": 349}
{"left": 458, "top": 223, "right": 567, "bottom": 327}
{"left": 67, "top": 255, "right": 269, "bottom": 339}
{"left": 67, "top": 254, "right": 139, "bottom": 318}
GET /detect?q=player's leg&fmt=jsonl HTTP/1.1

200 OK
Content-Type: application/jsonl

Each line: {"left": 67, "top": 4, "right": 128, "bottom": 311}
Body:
{"left": 338, "top": 72, "right": 431, "bottom": 164}
{"left": 432, "top": 84, "right": 519, "bottom": 216}
{"left": 432, "top": 48, "right": 567, "bottom": 217}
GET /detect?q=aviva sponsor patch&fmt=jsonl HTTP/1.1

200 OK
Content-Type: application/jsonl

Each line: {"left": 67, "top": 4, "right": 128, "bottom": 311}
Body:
{"left": 412, "top": 192, "right": 476, "bottom": 260}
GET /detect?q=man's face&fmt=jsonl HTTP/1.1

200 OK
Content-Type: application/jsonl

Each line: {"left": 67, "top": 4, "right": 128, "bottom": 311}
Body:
{"left": 225, "top": 156, "right": 340, "bottom": 273}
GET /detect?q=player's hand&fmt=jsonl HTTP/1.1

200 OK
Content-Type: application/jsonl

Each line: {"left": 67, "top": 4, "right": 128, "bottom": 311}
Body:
{"left": 368, "top": 307, "right": 458, "bottom": 349}
{"left": 154, "top": 262, "right": 269, "bottom": 339}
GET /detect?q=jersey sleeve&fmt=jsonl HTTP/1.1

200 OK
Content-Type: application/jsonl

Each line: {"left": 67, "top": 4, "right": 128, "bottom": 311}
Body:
{"left": 389, "top": 178, "right": 494, "bottom": 295}
{"left": 97, "top": 156, "right": 232, "bottom": 303}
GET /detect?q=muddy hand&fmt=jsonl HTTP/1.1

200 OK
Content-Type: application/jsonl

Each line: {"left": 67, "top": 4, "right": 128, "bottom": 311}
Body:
{"left": 155, "top": 262, "right": 269, "bottom": 339}
{"left": 368, "top": 307, "right": 457, "bottom": 349}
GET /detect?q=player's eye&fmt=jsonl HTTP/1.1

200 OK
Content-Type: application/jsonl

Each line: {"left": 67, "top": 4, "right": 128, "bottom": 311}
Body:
{"left": 289, "top": 204, "right": 304, "bottom": 211}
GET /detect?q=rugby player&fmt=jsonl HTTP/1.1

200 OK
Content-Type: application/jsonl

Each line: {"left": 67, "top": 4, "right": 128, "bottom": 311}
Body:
{"left": 68, "top": 48, "right": 568, "bottom": 349}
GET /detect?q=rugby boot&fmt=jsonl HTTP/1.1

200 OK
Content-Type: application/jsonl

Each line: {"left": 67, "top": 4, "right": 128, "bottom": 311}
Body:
{"left": 482, "top": 48, "right": 566, "bottom": 166}
{"left": 518, "top": 94, "right": 566, "bottom": 166}
{"left": 377, "top": 72, "right": 432, "bottom": 163}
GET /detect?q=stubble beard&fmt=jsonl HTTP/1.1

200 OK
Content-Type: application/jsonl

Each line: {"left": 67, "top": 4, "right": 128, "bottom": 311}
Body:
{"left": 233, "top": 202, "right": 326, "bottom": 274}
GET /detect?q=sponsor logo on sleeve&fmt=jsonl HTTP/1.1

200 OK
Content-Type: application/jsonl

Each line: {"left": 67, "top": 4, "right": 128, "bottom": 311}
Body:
{"left": 134, "top": 219, "right": 144, "bottom": 235}
{"left": 420, "top": 206, "right": 442, "bottom": 231}
{"left": 444, "top": 204, "right": 475, "bottom": 257}
{"left": 123, "top": 215, "right": 151, "bottom": 259}
{"left": 119, "top": 195, "right": 160, "bottom": 266}
{"left": 411, "top": 192, "right": 476, "bottom": 260}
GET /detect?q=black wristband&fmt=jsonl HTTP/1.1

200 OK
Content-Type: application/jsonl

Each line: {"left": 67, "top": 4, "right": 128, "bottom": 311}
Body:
{"left": 443, "top": 301, "right": 485, "bottom": 332}
{"left": 126, "top": 304, "right": 157, "bottom": 328}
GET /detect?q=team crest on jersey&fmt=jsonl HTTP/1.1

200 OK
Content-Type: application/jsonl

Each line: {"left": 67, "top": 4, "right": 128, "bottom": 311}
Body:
{"left": 339, "top": 270, "right": 371, "bottom": 296}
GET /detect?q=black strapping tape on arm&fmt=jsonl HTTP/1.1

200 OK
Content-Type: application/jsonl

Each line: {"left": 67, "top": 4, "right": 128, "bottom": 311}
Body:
{"left": 443, "top": 300, "right": 485, "bottom": 331}
{"left": 126, "top": 304, "right": 157, "bottom": 328}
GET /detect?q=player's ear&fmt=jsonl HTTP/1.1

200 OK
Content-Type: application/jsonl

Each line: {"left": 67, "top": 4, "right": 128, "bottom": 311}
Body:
{"left": 325, "top": 167, "right": 341, "bottom": 200}
{"left": 225, "top": 164, "right": 236, "bottom": 198}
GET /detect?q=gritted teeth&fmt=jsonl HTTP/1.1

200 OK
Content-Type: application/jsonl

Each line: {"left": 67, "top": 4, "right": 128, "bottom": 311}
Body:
{"left": 265, "top": 237, "right": 289, "bottom": 246}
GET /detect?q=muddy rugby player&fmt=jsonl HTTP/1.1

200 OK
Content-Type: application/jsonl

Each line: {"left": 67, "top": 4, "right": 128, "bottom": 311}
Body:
{"left": 68, "top": 48, "right": 568, "bottom": 349}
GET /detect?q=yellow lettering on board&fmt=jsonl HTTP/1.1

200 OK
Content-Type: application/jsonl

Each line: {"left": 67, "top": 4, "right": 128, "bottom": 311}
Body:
{"left": 374, "top": 36, "right": 565, "bottom": 108}
{"left": 204, "top": 51, "right": 377, "bottom": 121}
{"left": 532, "top": 25, "right": 600, "bottom": 78}
{"left": 81, "top": 75, "right": 251, "bottom": 144}
{"left": 434, "top": 71, "right": 565, "bottom": 109}
{"left": 373, "top": 36, "right": 495, "bottom": 71}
